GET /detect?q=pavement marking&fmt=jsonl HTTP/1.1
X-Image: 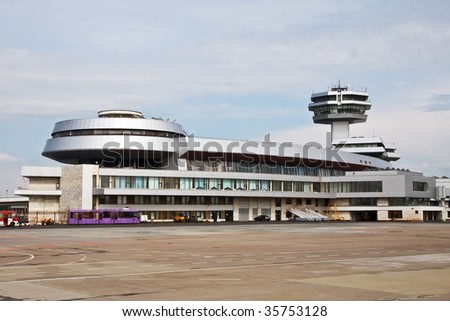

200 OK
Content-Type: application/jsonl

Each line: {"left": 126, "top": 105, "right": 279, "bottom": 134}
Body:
{"left": 198, "top": 278, "right": 241, "bottom": 281}
{"left": 0, "top": 258, "right": 345, "bottom": 284}
{"left": 2, "top": 253, "right": 448, "bottom": 286}
{"left": 0, "top": 251, "right": 35, "bottom": 266}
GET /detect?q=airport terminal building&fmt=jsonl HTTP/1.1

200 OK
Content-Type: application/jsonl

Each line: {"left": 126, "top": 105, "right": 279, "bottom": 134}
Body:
{"left": 13, "top": 85, "right": 450, "bottom": 223}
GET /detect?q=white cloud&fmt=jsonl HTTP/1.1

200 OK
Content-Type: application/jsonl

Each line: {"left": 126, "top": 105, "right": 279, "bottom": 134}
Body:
{"left": 0, "top": 0, "right": 450, "bottom": 184}
{"left": 0, "top": 152, "right": 25, "bottom": 163}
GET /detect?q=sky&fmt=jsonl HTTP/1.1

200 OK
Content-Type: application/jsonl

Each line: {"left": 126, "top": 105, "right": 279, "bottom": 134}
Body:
{"left": 1, "top": 0, "right": 450, "bottom": 196}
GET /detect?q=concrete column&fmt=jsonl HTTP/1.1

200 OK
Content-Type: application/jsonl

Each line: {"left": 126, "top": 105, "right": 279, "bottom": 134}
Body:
{"left": 331, "top": 121, "right": 350, "bottom": 141}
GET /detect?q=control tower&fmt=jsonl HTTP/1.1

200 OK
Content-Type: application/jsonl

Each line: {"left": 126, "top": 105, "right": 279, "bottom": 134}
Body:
{"left": 309, "top": 83, "right": 400, "bottom": 162}
{"left": 308, "top": 83, "right": 371, "bottom": 141}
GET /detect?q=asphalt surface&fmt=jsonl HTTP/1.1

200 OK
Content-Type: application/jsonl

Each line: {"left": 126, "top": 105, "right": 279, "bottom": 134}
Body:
{"left": 1, "top": 222, "right": 450, "bottom": 301}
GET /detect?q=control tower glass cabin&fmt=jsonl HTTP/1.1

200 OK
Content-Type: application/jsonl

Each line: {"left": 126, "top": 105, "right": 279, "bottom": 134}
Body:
{"left": 308, "top": 85, "right": 371, "bottom": 142}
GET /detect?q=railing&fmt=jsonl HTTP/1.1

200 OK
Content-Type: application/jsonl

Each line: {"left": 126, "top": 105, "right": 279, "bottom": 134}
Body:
{"left": 16, "top": 213, "right": 68, "bottom": 225}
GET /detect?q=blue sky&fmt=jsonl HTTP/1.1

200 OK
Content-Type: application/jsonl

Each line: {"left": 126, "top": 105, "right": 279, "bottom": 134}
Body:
{"left": 1, "top": 0, "right": 450, "bottom": 195}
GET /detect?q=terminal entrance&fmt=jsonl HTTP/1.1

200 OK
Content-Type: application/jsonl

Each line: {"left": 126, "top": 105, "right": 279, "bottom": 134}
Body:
{"left": 351, "top": 210, "right": 377, "bottom": 221}
{"left": 423, "top": 211, "right": 442, "bottom": 221}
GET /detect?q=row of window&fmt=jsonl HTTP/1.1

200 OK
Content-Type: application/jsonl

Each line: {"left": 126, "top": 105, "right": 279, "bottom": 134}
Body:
{"left": 186, "top": 160, "right": 345, "bottom": 176}
{"left": 311, "top": 94, "right": 368, "bottom": 104}
{"left": 334, "top": 143, "right": 383, "bottom": 148}
{"left": 98, "top": 195, "right": 233, "bottom": 205}
{"left": 52, "top": 129, "right": 184, "bottom": 139}
{"left": 313, "top": 105, "right": 369, "bottom": 116}
{"left": 388, "top": 198, "right": 432, "bottom": 206}
{"left": 322, "top": 181, "right": 382, "bottom": 193}
{"left": 413, "top": 181, "right": 428, "bottom": 191}
{"left": 98, "top": 176, "right": 321, "bottom": 192}
{"left": 97, "top": 195, "right": 432, "bottom": 207}
{"left": 97, "top": 176, "right": 384, "bottom": 193}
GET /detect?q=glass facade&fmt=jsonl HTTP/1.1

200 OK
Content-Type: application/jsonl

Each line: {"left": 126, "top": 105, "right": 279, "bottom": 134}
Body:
{"left": 186, "top": 160, "right": 345, "bottom": 177}
{"left": 97, "top": 176, "right": 381, "bottom": 193}
{"left": 322, "top": 181, "right": 382, "bottom": 193}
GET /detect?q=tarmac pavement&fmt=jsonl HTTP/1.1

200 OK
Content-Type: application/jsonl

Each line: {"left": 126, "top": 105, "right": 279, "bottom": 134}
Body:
{"left": 1, "top": 222, "right": 450, "bottom": 301}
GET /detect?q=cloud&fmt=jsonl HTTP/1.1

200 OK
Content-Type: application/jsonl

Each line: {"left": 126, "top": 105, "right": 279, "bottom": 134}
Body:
{"left": 1, "top": 0, "right": 450, "bottom": 181}
{"left": 0, "top": 152, "right": 25, "bottom": 163}
{"left": 423, "top": 94, "right": 450, "bottom": 112}
{"left": 1, "top": 1, "right": 450, "bottom": 120}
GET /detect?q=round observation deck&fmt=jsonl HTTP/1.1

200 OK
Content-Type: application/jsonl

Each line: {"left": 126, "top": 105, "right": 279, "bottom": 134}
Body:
{"left": 42, "top": 110, "right": 187, "bottom": 168}
{"left": 308, "top": 85, "right": 371, "bottom": 125}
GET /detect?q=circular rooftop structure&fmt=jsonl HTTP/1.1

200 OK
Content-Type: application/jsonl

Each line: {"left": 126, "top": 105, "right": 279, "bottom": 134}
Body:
{"left": 98, "top": 110, "right": 145, "bottom": 119}
{"left": 42, "top": 110, "right": 187, "bottom": 168}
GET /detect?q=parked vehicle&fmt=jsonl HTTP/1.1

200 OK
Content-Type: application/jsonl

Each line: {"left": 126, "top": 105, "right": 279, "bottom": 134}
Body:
{"left": 1, "top": 210, "right": 18, "bottom": 227}
{"left": 67, "top": 209, "right": 140, "bottom": 225}
{"left": 254, "top": 214, "right": 271, "bottom": 222}
{"left": 187, "top": 216, "right": 204, "bottom": 223}
{"left": 174, "top": 213, "right": 187, "bottom": 222}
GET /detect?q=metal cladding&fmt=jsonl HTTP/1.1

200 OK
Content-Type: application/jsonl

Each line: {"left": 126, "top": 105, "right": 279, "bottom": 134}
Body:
{"left": 42, "top": 109, "right": 393, "bottom": 171}
{"left": 42, "top": 110, "right": 187, "bottom": 167}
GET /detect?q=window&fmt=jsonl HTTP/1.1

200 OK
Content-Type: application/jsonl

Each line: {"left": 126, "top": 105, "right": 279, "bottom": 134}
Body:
{"left": 234, "top": 179, "right": 246, "bottom": 190}
{"left": 413, "top": 181, "right": 428, "bottom": 191}
{"left": 388, "top": 211, "right": 402, "bottom": 219}
{"left": 283, "top": 181, "right": 293, "bottom": 191}
{"left": 223, "top": 179, "right": 233, "bottom": 190}
{"left": 132, "top": 177, "right": 145, "bottom": 189}
{"left": 350, "top": 198, "right": 377, "bottom": 206}
{"left": 115, "top": 177, "right": 127, "bottom": 188}
{"left": 272, "top": 181, "right": 282, "bottom": 191}
{"left": 209, "top": 178, "right": 220, "bottom": 189}
{"left": 304, "top": 182, "right": 312, "bottom": 192}
{"left": 148, "top": 177, "right": 159, "bottom": 189}
{"left": 193, "top": 178, "right": 206, "bottom": 189}
{"left": 180, "top": 178, "right": 192, "bottom": 189}
{"left": 261, "top": 180, "right": 270, "bottom": 191}
{"left": 249, "top": 180, "right": 259, "bottom": 190}
{"left": 293, "top": 182, "right": 304, "bottom": 192}
{"left": 100, "top": 176, "right": 110, "bottom": 188}
{"left": 164, "top": 177, "right": 178, "bottom": 189}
